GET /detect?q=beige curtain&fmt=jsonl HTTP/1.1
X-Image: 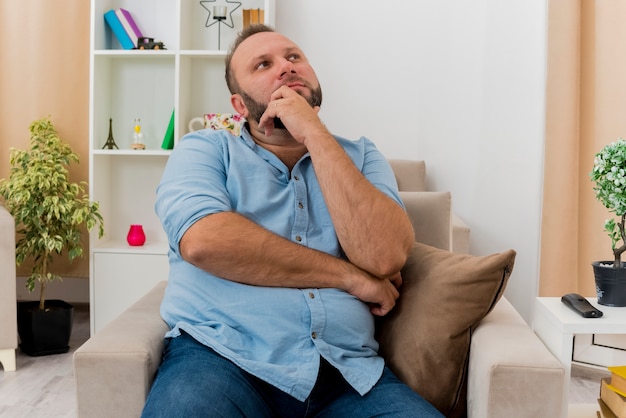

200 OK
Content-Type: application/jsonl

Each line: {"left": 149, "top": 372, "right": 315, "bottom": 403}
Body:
{"left": 0, "top": 1, "right": 91, "bottom": 278}
{"left": 541, "top": 0, "right": 626, "bottom": 296}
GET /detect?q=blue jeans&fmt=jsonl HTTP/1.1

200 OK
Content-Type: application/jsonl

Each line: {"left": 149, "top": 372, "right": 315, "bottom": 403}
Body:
{"left": 141, "top": 332, "right": 444, "bottom": 418}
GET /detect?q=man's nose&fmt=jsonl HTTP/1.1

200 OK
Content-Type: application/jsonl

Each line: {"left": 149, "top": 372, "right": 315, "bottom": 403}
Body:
{"left": 278, "top": 59, "right": 296, "bottom": 78}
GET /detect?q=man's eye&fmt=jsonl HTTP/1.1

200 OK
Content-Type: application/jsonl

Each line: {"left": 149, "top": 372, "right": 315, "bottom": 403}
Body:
{"left": 255, "top": 61, "right": 269, "bottom": 70}
{"left": 288, "top": 54, "right": 299, "bottom": 61}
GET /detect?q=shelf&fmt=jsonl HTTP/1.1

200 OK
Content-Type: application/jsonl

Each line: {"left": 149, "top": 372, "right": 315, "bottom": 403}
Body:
{"left": 93, "top": 149, "right": 171, "bottom": 156}
{"left": 92, "top": 54, "right": 175, "bottom": 151}
{"left": 94, "top": 50, "right": 229, "bottom": 57}
{"left": 179, "top": 50, "right": 228, "bottom": 57}
{"left": 94, "top": 49, "right": 175, "bottom": 57}
{"left": 93, "top": 239, "right": 168, "bottom": 256}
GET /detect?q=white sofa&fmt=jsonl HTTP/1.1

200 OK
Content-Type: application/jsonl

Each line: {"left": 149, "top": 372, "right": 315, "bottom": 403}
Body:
{"left": 74, "top": 160, "right": 565, "bottom": 417}
{"left": 0, "top": 204, "right": 17, "bottom": 371}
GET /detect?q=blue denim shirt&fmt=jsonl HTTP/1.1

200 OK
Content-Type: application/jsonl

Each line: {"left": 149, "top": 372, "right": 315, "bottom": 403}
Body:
{"left": 155, "top": 125, "right": 404, "bottom": 401}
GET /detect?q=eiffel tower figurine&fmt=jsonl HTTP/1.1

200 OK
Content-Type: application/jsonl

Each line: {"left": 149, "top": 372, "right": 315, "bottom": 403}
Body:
{"left": 102, "top": 118, "right": 119, "bottom": 149}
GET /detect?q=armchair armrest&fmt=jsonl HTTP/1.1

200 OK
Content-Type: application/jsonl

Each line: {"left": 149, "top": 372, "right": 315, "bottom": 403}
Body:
{"left": 452, "top": 213, "right": 470, "bottom": 254}
{"left": 467, "top": 297, "right": 565, "bottom": 418}
{"left": 0, "top": 205, "right": 17, "bottom": 372}
{"left": 74, "top": 281, "right": 168, "bottom": 418}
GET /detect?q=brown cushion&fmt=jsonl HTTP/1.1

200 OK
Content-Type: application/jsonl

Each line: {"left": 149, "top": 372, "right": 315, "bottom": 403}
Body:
{"left": 376, "top": 242, "right": 516, "bottom": 417}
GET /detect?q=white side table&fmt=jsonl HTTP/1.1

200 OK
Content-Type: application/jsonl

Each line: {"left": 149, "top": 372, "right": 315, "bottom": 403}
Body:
{"left": 533, "top": 297, "right": 626, "bottom": 417}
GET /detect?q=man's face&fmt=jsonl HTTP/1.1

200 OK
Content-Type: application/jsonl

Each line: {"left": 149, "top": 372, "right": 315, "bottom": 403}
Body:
{"left": 229, "top": 32, "right": 322, "bottom": 126}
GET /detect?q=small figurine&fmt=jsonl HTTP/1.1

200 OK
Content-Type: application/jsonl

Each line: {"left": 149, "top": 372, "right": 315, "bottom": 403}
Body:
{"left": 102, "top": 118, "right": 119, "bottom": 149}
{"left": 135, "top": 37, "right": 166, "bottom": 50}
{"left": 130, "top": 118, "right": 146, "bottom": 150}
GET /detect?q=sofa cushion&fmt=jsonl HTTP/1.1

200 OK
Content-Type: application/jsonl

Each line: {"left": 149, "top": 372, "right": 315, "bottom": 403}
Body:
{"left": 376, "top": 242, "right": 516, "bottom": 417}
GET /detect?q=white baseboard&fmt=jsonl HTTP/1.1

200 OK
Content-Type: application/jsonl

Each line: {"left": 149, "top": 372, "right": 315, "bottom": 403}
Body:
{"left": 16, "top": 276, "right": 89, "bottom": 304}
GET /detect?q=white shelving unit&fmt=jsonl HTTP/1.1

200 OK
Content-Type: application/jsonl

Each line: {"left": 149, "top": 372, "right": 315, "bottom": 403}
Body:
{"left": 89, "top": 0, "right": 275, "bottom": 334}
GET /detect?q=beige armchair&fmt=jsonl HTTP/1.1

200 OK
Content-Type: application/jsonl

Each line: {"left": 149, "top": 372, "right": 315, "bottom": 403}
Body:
{"left": 0, "top": 204, "right": 17, "bottom": 372}
{"left": 74, "top": 160, "right": 565, "bottom": 417}
{"left": 390, "top": 159, "right": 470, "bottom": 253}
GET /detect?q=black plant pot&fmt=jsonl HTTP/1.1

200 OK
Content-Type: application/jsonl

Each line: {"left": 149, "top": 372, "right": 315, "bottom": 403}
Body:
{"left": 592, "top": 261, "right": 626, "bottom": 307}
{"left": 17, "top": 300, "right": 74, "bottom": 356}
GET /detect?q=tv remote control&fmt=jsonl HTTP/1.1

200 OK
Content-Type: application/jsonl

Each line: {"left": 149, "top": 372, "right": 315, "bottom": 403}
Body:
{"left": 561, "top": 293, "right": 603, "bottom": 318}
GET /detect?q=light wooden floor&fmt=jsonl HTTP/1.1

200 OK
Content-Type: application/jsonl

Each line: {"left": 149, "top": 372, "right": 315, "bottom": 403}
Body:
{"left": 0, "top": 305, "right": 610, "bottom": 417}
{"left": 570, "top": 363, "right": 609, "bottom": 404}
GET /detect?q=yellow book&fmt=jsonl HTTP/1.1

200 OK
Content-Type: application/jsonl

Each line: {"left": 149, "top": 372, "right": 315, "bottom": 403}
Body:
{"left": 601, "top": 378, "right": 626, "bottom": 418}
{"left": 243, "top": 9, "right": 250, "bottom": 27}
{"left": 250, "top": 8, "right": 259, "bottom": 25}
{"left": 609, "top": 366, "right": 626, "bottom": 397}
{"left": 243, "top": 9, "right": 264, "bottom": 28}
{"left": 599, "top": 398, "right": 619, "bottom": 418}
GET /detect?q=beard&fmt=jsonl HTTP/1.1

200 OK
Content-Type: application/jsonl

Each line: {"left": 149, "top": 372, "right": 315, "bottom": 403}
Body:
{"left": 240, "top": 83, "right": 323, "bottom": 130}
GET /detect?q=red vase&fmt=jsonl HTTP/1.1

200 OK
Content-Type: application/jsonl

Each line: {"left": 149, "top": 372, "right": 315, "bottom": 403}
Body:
{"left": 127, "top": 224, "right": 146, "bottom": 246}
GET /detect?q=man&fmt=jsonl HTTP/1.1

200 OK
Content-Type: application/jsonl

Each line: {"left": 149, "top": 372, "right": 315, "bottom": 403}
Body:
{"left": 142, "top": 24, "right": 443, "bottom": 417}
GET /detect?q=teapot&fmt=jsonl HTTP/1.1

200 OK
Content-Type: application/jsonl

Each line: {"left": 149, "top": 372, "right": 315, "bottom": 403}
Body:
{"left": 188, "top": 113, "right": 243, "bottom": 136}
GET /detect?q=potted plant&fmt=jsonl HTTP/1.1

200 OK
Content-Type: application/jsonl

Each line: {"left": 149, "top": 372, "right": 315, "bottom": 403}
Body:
{"left": 590, "top": 137, "right": 626, "bottom": 306}
{"left": 0, "top": 117, "right": 103, "bottom": 355}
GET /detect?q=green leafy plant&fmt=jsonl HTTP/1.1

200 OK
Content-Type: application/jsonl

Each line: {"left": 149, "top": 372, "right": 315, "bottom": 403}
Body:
{"left": 591, "top": 138, "right": 626, "bottom": 267}
{"left": 0, "top": 117, "right": 104, "bottom": 311}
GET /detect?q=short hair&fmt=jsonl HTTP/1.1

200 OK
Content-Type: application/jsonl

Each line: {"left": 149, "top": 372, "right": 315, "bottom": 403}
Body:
{"left": 225, "top": 24, "right": 275, "bottom": 94}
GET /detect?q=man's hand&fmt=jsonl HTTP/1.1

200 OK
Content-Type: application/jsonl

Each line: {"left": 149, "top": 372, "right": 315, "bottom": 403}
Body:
{"left": 344, "top": 269, "right": 403, "bottom": 317}
{"left": 258, "top": 86, "right": 324, "bottom": 141}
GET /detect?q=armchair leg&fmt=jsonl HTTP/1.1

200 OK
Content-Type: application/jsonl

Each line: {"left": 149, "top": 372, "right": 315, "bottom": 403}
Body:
{"left": 0, "top": 348, "right": 16, "bottom": 371}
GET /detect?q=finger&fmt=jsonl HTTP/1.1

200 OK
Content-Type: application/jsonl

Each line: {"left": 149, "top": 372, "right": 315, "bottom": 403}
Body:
{"left": 258, "top": 102, "right": 278, "bottom": 136}
{"left": 370, "top": 306, "right": 384, "bottom": 316}
{"left": 270, "top": 85, "right": 295, "bottom": 101}
{"left": 386, "top": 280, "right": 400, "bottom": 301}
{"left": 388, "top": 272, "right": 403, "bottom": 289}
{"left": 369, "top": 303, "right": 385, "bottom": 316}
{"left": 370, "top": 299, "right": 395, "bottom": 317}
{"left": 390, "top": 279, "right": 401, "bottom": 290}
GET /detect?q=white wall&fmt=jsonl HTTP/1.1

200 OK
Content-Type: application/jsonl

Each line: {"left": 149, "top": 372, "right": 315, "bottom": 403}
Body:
{"left": 275, "top": 0, "right": 548, "bottom": 323}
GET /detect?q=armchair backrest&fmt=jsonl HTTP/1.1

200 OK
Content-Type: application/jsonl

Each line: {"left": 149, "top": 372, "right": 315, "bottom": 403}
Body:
{"left": 388, "top": 160, "right": 452, "bottom": 252}
{"left": 388, "top": 159, "right": 428, "bottom": 192}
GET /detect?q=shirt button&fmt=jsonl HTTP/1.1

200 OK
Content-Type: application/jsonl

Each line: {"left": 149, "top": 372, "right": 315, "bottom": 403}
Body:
{"left": 294, "top": 175, "right": 300, "bottom": 181}
{"left": 298, "top": 202, "right": 304, "bottom": 209}
{"left": 311, "top": 332, "right": 317, "bottom": 339}
{"left": 309, "top": 292, "right": 315, "bottom": 299}
{"left": 295, "top": 235, "right": 302, "bottom": 242}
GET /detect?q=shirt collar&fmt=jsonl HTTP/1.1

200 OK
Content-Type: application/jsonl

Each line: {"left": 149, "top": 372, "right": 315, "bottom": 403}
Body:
{"left": 238, "top": 123, "right": 311, "bottom": 174}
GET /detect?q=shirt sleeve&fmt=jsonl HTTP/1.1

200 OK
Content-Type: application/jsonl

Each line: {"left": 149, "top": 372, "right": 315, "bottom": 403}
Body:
{"left": 155, "top": 131, "right": 232, "bottom": 256}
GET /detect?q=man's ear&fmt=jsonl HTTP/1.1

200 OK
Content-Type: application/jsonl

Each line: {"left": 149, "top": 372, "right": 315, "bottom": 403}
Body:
{"left": 230, "top": 94, "right": 248, "bottom": 118}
